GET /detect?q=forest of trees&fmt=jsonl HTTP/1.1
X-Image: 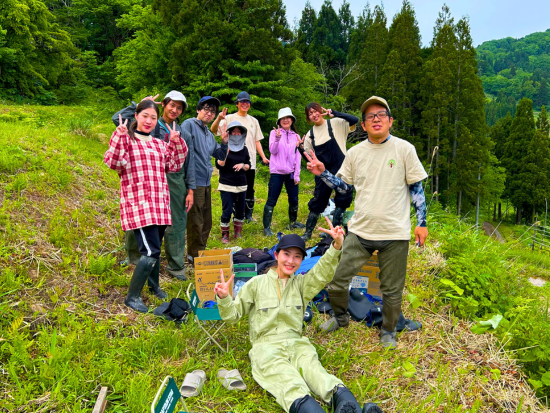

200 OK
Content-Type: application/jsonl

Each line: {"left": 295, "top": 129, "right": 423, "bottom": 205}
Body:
{"left": 1, "top": 0, "right": 549, "bottom": 224}
{"left": 478, "top": 29, "right": 550, "bottom": 125}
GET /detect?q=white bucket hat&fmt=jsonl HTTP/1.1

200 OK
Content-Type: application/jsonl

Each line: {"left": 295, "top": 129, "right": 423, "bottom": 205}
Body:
{"left": 164, "top": 90, "right": 188, "bottom": 110}
{"left": 277, "top": 107, "right": 296, "bottom": 125}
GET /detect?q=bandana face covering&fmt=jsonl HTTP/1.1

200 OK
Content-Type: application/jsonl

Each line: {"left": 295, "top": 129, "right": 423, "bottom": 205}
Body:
{"left": 228, "top": 132, "right": 246, "bottom": 152}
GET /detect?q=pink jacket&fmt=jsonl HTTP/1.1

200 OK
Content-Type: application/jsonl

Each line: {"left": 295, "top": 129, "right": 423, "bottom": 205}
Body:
{"left": 104, "top": 131, "right": 187, "bottom": 231}
{"left": 268, "top": 129, "right": 301, "bottom": 182}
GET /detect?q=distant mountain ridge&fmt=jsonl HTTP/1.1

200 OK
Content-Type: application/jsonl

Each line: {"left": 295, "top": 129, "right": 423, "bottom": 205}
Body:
{"left": 477, "top": 29, "right": 550, "bottom": 125}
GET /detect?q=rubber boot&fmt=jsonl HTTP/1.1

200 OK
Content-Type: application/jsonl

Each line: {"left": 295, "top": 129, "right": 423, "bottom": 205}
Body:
{"left": 244, "top": 198, "right": 256, "bottom": 223}
{"left": 363, "top": 403, "right": 383, "bottom": 413}
{"left": 124, "top": 256, "right": 156, "bottom": 313}
{"left": 330, "top": 385, "right": 361, "bottom": 413}
{"left": 289, "top": 395, "right": 325, "bottom": 413}
{"left": 221, "top": 223, "right": 230, "bottom": 244}
{"left": 301, "top": 212, "right": 319, "bottom": 241}
{"left": 147, "top": 259, "right": 167, "bottom": 300}
{"left": 288, "top": 204, "right": 305, "bottom": 229}
{"left": 234, "top": 220, "right": 244, "bottom": 239}
{"left": 332, "top": 207, "right": 346, "bottom": 227}
{"left": 263, "top": 205, "right": 274, "bottom": 236}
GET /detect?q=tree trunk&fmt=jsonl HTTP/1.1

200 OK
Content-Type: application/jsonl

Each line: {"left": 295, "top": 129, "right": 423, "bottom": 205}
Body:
{"left": 516, "top": 206, "right": 522, "bottom": 225}
{"left": 457, "top": 190, "right": 462, "bottom": 216}
{"left": 498, "top": 202, "right": 502, "bottom": 220}
{"left": 532, "top": 204, "right": 536, "bottom": 224}
{"left": 493, "top": 203, "right": 497, "bottom": 221}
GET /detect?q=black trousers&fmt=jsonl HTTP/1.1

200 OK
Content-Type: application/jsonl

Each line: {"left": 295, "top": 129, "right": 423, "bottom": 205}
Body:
{"left": 308, "top": 176, "right": 353, "bottom": 214}
{"left": 220, "top": 191, "right": 246, "bottom": 223}
{"left": 245, "top": 168, "right": 255, "bottom": 200}
{"left": 133, "top": 225, "right": 167, "bottom": 259}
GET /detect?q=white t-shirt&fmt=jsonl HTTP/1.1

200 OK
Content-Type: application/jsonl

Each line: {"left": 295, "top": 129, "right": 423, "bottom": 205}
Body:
{"left": 304, "top": 118, "right": 355, "bottom": 155}
{"left": 217, "top": 113, "right": 263, "bottom": 170}
{"left": 337, "top": 136, "right": 428, "bottom": 240}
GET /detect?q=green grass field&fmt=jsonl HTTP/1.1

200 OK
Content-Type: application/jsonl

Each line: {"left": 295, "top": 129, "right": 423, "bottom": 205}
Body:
{"left": 0, "top": 104, "right": 548, "bottom": 412}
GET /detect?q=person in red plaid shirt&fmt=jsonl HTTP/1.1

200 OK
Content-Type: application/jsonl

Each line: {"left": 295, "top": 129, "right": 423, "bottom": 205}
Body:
{"left": 104, "top": 100, "right": 188, "bottom": 313}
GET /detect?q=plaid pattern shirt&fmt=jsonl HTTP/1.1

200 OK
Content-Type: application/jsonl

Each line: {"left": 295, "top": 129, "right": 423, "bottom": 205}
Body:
{"left": 104, "top": 131, "right": 188, "bottom": 231}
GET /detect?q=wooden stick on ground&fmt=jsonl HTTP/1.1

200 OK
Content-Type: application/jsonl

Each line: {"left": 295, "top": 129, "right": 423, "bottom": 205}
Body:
{"left": 92, "top": 387, "right": 108, "bottom": 413}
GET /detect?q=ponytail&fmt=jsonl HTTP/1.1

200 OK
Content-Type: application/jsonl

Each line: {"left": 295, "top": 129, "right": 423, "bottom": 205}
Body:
{"left": 128, "top": 119, "right": 138, "bottom": 140}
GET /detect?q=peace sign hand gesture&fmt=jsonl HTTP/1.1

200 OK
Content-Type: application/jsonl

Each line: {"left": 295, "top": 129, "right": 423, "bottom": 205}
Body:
{"left": 116, "top": 114, "right": 129, "bottom": 136}
{"left": 304, "top": 150, "right": 325, "bottom": 176}
{"left": 319, "top": 216, "right": 345, "bottom": 250}
{"left": 320, "top": 107, "right": 334, "bottom": 118}
{"left": 217, "top": 107, "right": 228, "bottom": 120}
{"left": 296, "top": 135, "right": 305, "bottom": 148}
{"left": 214, "top": 269, "right": 235, "bottom": 299}
{"left": 167, "top": 121, "right": 181, "bottom": 142}
{"left": 273, "top": 126, "right": 282, "bottom": 138}
{"left": 142, "top": 94, "right": 162, "bottom": 105}
{"left": 220, "top": 123, "right": 229, "bottom": 144}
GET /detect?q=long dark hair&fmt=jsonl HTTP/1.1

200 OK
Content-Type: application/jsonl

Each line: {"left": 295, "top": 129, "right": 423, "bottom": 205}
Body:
{"left": 129, "top": 100, "right": 160, "bottom": 139}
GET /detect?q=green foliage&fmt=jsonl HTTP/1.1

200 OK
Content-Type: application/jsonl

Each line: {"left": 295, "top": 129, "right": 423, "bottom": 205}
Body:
{"left": 477, "top": 29, "right": 550, "bottom": 113}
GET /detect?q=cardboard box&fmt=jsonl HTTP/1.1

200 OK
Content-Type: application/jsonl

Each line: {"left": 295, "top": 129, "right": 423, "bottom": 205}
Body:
{"left": 364, "top": 251, "right": 379, "bottom": 268}
{"left": 195, "top": 267, "right": 234, "bottom": 301}
{"left": 351, "top": 261, "right": 381, "bottom": 297}
{"left": 195, "top": 249, "right": 232, "bottom": 270}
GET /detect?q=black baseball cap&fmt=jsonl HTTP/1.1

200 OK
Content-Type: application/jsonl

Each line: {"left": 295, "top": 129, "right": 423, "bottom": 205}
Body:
{"left": 197, "top": 96, "right": 221, "bottom": 108}
{"left": 276, "top": 234, "right": 307, "bottom": 257}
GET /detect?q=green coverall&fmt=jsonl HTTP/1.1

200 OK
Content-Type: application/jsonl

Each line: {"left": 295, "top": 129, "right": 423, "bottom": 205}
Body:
{"left": 217, "top": 245, "right": 343, "bottom": 412}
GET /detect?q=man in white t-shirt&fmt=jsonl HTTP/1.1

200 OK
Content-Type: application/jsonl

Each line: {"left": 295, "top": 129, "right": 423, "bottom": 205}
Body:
{"left": 304, "top": 96, "right": 428, "bottom": 349}
{"left": 211, "top": 91, "right": 269, "bottom": 222}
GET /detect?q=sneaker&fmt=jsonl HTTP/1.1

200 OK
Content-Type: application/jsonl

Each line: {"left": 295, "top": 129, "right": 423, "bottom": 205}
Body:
{"left": 318, "top": 316, "right": 340, "bottom": 333}
{"left": 380, "top": 328, "right": 397, "bottom": 349}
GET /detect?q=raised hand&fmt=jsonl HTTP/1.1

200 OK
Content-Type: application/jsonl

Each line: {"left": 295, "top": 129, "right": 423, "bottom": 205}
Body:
{"left": 273, "top": 126, "right": 282, "bottom": 138}
{"left": 320, "top": 107, "right": 334, "bottom": 118}
{"left": 304, "top": 150, "right": 326, "bottom": 176}
{"left": 167, "top": 121, "right": 181, "bottom": 142}
{"left": 214, "top": 269, "right": 235, "bottom": 299}
{"left": 217, "top": 107, "right": 228, "bottom": 120}
{"left": 221, "top": 123, "right": 229, "bottom": 144}
{"left": 116, "top": 114, "right": 129, "bottom": 136}
{"left": 142, "top": 94, "right": 162, "bottom": 105}
{"left": 318, "top": 216, "right": 345, "bottom": 250}
{"left": 296, "top": 135, "right": 305, "bottom": 148}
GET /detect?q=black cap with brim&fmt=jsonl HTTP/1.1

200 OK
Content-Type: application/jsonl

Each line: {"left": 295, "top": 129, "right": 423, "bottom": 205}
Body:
{"left": 276, "top": 234, "right": 307, "bottom": 257}
{"left": 198, "top": 96, "right": 221, "bottom": 108}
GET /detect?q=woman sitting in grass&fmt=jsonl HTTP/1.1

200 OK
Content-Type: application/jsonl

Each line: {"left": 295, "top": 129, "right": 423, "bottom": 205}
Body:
{"left": 214, "top": 222, "right": 383, "bottom": 413}
{"left": 104, "top": 100, "right": 187, "bottom": 313}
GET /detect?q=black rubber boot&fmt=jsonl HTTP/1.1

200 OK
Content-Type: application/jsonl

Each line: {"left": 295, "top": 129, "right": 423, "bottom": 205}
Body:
{"left": 245, "top": 198, "right": 256, "bottom": 223}
{"left": 263, "top": 205, "right": 274, "bottom": 236}
{"left": 331, "top": 386, "right": 361, "bottom": 413}
{"left": 301, "top": 212, "right": 319, "bottom": 241}
{"left": 125, "top": 256, "right": 156, "bottom": 313}
{"left": 363, "top": 402, "right": 383, "bottom": 413}
{"left": 289, "top": 204, "right": 305, "bottom": 229}
{"left": 148, "top": 258, "right": 168, "bottom": 300}
{"left": 332, "top": 207, "right": 346, "bottom": 227}
{"left": 289, "top": 395, "right": 325, "bottom": 413}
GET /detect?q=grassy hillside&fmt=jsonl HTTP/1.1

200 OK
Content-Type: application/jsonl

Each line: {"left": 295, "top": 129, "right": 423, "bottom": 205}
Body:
{"left": 0, "top": 104, "right": 548, "bottom": 412}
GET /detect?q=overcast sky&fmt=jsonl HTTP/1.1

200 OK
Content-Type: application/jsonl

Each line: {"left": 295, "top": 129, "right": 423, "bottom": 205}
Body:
{"left": 283, "top": 0, "right": 550, "bottom": 47}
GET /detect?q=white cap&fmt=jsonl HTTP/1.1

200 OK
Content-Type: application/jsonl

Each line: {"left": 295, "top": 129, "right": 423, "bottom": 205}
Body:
{"left": 277, "top": 107, "right": 296, "bottom": 124}
{"left": 360, "top": 96, "right": 390, "bottom": 115}
{"left": 164, "top": 90, "right": 188, "bottom": 110}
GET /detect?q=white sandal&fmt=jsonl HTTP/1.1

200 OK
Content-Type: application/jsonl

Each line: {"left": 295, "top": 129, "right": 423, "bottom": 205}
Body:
{"left": 217, "top": 368, "right": 247, "bottom": 391}
{"left": 180, "top": 370, "right": 206, "bottom": 397}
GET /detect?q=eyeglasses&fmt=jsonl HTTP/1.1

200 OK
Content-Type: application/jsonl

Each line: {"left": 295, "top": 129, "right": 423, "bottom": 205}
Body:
{"left": 238, "top": 100, "right": 251, "bottom": 105}
{"left": 365, "top": 111, "right": 389, "bottom": 122}
{"left": 202, "top": 108, "right": 217, "bottom": 115}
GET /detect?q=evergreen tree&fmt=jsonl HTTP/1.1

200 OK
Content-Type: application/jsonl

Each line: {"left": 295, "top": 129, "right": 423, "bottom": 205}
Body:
{"left": 338, "top": 0, "right": 355, "bottom": 56}
{"left": 536, "top": 105, "right": 550, "bottom": 135}
{"left": 378, "top": 0, "right": 422, "bottom": 150}
{"left": 503, "top": 98, "right": 536, "bottom": 224}
{"left": 0, "top": 0, "right": 74, "bottom": 101}
{"left": 295, "top": 1, "right": 317, "bottom": 61}
{"left": 311, "top": 0, "right": 344, "bottom": 67}
{"left": 343, "top": 5, "right": 387, "bottom": 109}
{"left": 489, "top": 111, "right": 513, "bottom": 161}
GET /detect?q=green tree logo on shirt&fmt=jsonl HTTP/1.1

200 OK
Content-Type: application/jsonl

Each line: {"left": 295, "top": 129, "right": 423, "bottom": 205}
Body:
{"left": 388, "top": 159, "right": 396, "bottom": 168}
